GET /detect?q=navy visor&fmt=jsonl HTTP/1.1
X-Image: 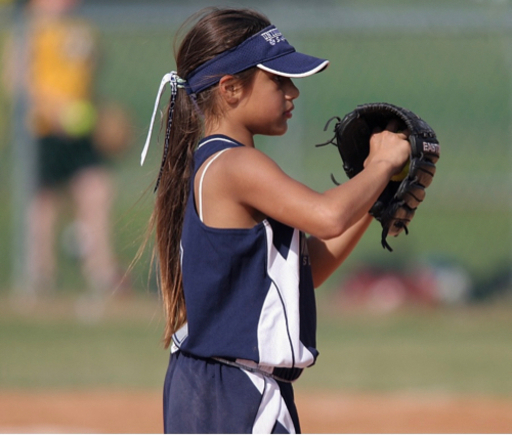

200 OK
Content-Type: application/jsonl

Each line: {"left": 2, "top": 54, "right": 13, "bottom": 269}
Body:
{"left": 185, "top": 25, "right": 329, "bottom": 95}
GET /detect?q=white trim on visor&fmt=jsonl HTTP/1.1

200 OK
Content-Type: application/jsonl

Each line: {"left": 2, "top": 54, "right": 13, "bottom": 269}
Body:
{"left": 257, "top": 60, "right": 329, "bottom": 78}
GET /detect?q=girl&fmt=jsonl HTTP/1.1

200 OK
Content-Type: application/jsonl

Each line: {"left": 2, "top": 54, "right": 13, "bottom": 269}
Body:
{"left": 141, "top": 7, "right": 410, "bottom": 434}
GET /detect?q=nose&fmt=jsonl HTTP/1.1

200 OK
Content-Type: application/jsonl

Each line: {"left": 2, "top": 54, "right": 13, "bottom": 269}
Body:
{"left": 285, "top": 78, "right": 300, "bottom": 100}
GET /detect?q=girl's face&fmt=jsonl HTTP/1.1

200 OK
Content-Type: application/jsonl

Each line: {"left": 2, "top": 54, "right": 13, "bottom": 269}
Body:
{"left": 237, "top": 69, "right": 300, "bottom": 137}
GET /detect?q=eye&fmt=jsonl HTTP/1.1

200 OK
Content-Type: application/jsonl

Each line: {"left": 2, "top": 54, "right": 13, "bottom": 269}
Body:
{"left": 272, "top": 74, "right": 284, "bottom": 84}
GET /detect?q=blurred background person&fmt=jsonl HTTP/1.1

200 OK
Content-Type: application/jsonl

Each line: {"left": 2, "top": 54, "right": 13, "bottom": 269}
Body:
{"left": 3, "top": 0, "right": 130, "bottom": 307}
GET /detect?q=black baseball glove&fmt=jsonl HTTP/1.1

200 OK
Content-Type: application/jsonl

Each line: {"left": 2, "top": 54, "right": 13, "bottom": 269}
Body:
{"left": 317, "top": 102, "right": 440, "bottom": 251}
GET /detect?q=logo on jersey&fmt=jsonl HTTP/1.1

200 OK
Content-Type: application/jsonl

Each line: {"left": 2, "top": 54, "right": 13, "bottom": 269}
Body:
{"left": 300, "top": 233, "right": 311, "bottom": 266}
{"left": 261, "top": 28, "right": 286, "bottom": 46}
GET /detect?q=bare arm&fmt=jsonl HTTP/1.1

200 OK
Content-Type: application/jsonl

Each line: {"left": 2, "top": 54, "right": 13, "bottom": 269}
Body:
{"left": 308, "top": 213, "right": 372, "bottom": 288}
{"left": 201, "top": 128, "right": 409, "bottom": 284}
{"left": 221, "top": 129, "right": 408, "bottom": 237}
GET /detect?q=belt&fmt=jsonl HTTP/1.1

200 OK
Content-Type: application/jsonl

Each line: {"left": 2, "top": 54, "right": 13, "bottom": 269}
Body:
{"left": 212, "top": 357, "right": 303, "bottom": 383}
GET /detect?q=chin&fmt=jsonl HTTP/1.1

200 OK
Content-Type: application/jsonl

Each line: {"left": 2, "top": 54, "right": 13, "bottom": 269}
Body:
{"left": 256, "top": 122, "right": 288, "bottom": 137}
{"left": 271, "top": 124, "right": 289, "bottom": 136}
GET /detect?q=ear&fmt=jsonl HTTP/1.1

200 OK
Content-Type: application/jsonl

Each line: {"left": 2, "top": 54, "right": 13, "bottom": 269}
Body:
{"left": 218, "top": 75, "right": 241, "bottom": 104}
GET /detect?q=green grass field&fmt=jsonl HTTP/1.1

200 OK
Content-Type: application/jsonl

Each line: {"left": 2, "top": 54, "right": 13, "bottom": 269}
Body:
{"left": 0, "top": 295, "right": 167, "bottom": 389}
{"left": 303, "top": 300, "right": 512, "bottom": 396}
{"left": 1, "top": 294, "right": 512, "bottom": 397}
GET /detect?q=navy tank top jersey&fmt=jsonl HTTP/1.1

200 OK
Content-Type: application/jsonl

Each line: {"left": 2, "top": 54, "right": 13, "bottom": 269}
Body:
{"left": 175, "top": 135, "right": 318, "bottom": 370}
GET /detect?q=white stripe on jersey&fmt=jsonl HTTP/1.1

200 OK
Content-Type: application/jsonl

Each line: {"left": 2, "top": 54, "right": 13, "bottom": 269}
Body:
{"left": 257, "top": 220, "right": 315, "bottom": 368}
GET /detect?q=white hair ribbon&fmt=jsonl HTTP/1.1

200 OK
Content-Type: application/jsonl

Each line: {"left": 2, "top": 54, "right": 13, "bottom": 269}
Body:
{"left": 140, "top": 71, "right": 185, "bottom": 167}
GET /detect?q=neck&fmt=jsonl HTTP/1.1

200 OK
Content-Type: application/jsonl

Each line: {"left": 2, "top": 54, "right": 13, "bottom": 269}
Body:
{"left": 205, "top": 120, "right": 255, "bottom": 148}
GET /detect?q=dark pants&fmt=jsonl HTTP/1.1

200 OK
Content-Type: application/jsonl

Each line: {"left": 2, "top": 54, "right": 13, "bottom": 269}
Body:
{"left": 163, "top": 351, "right": 301, "bottom": 434}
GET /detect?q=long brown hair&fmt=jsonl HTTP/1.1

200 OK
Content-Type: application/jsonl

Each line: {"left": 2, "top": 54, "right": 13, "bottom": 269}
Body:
{"left": 151, "top": 7, "right": 271, "bottom": 348}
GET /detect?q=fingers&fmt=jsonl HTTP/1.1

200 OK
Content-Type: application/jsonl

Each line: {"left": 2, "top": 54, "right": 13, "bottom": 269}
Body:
{"left": 367, "top": 121, "right": 411, "bottom": 171}
{"left": 373, "top": 119, "right": 408, "bottom": 137}
{"left": 372, "top": 127, "right": 408, "bottom": 141}
{"left": 372, "top": 121, "right": 409, "bottom": 142}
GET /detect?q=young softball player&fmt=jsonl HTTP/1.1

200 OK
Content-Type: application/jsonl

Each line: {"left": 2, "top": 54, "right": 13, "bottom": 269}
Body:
{"left": 141, "top": 7, "right": 410, "bottom": 434}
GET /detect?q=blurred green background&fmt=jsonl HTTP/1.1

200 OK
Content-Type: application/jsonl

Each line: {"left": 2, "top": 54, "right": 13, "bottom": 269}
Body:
{"left": 1, "top": 0, "right": 512, "bottom": 404}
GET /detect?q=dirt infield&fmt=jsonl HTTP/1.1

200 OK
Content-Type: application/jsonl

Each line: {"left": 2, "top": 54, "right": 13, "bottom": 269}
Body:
{"left": 1, "top": 389, "right": 511, "bottom": 433}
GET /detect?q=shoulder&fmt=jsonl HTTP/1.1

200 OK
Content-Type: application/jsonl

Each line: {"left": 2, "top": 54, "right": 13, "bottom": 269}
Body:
{"left": 196, "top": 144, "right": 286, "bottom": 196}
{"left": 220, "top": 145, "right": 280, "bottom": 172}
{"left": 212, "top": 145, "right": 286, "bottom": 187}
{"left": 210, "top": 146, "right": 297, "bottom": 207}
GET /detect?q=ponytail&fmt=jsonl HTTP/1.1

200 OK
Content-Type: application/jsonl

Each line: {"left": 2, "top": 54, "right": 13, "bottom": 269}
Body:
{"left": 151, "top": 89, "right": 199, "bottom": 348}
{"left": 150, "top": 7, "right": 271, "bottom": 348}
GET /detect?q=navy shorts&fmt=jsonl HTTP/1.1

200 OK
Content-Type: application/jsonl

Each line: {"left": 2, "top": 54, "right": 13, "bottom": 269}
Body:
{"left": 163, "top": 351, "right": 301, "bottom": 434}
{"left": 36, "top": 134, "right": 105, "bottom": 188}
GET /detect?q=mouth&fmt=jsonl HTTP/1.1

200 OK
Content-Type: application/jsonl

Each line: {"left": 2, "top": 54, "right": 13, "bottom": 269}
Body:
{"left": 284, "top": 106, "right": 294, "bottom": 119}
